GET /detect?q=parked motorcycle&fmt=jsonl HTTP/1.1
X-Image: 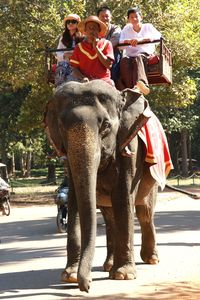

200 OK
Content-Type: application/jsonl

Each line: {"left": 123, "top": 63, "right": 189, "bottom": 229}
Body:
{"left": 0, "top": 178, "right": 11, "bottom": 216}
{"left": 54, "top": 185, "right": 68, "bottom": 233}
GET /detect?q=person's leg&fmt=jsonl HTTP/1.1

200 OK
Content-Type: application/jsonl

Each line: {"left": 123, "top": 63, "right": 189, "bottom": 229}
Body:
{"left": 134, "top": 55, "right": 150, "bottom": 95}
{"left": 111, "top": 50, "right": 122, "bottom": 83}
{"left": 119, "top": 57, "right": 134, "bottom": 88}
{"left": 55, "top": 61, "right": 69, "bottom": 87}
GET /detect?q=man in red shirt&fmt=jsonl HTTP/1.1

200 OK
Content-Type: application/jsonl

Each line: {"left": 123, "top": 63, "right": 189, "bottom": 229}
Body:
{"left": 70, "top": 15, "right": 115, "bottom": 86}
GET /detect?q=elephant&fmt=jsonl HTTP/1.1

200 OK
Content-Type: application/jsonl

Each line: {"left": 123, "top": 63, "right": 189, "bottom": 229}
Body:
{"left": 44, "top": 79, "right": 166, "bottom": 292}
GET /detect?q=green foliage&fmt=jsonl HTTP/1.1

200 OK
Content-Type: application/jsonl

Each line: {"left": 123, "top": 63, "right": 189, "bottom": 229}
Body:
{"left": 0, "top": 0, "right": 85, "bottom": 166}
{"left": 0, "top": 0, "right": 85, "bottom": 88}
{"left": 17, "top": 83, "right": 53, "bottom": 132}
{"left": 0, "top": 85, "right": 29, "bottom": 158}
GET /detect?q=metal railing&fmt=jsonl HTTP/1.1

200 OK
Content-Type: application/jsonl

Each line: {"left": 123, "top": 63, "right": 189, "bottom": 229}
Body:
{"left": 168, "top": 173, "right": 200, "bottom": 186}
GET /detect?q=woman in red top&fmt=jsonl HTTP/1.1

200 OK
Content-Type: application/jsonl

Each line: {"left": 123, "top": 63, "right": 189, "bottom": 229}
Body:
{"left": 70, "top": 16, "right": 115, "bottom": 86}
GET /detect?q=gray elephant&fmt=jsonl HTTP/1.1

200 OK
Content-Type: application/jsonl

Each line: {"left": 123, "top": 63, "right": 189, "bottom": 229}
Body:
{"left": 44, "top": 80, "right": 171, "bottom": 292}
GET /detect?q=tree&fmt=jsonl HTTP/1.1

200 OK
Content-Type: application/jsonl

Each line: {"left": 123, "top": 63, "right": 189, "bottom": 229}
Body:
{"left": 0, "top": 85, "right": 29, "bottom": 164}
{"left": 0, "top": 0, "right": 199, "bottom": 176}
{"left": 0, "top": 0, "right": 85, "bottom": 130}
{"left": 0, "top": 0, "right": 85, "bottom": 176}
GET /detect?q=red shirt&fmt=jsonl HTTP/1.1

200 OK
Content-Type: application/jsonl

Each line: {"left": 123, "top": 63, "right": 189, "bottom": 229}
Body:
{"left": 70, "top": 39, "right": 114, "bottom": 84}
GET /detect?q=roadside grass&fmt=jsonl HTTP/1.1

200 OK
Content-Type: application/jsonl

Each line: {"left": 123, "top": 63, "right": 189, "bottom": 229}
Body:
{"left": 11, "top": 185, "right": 58, "bottom": 195}
{"left": 10, "top": 178, "right": 60, "bottom": 195}
{"left": 9, "top": 167, "right": 63, "bottom": 195}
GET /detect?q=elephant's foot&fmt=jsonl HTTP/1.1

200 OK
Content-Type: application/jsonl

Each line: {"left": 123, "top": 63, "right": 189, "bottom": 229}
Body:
{"left": 103, "top": 255, "right": 114, "bottom": 272}
{"left": 61, "top": 268, "right": 78, "bottom": 283}
{"left": 109, "top": 263, "right": 137, "bottom": 280}
{"left": 141, "top": 248, "right": 159, "bottom": 265}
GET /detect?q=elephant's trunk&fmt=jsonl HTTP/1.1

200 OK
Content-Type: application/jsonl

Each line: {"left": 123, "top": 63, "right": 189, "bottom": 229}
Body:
{"left": 67, "top": 122, "right": 100, "bottom": 291}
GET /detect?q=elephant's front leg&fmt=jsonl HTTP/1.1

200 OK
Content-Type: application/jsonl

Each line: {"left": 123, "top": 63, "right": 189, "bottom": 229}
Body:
{"left": 99, "top": 206, "right": 115, "bottom": 272}
{"left": 135, "top": 165, "right": 159, "bottom": 264}
{"left": 110, "top": 157, "right": 137, "bottom": 280}
{"left": 61, "top": 177, "right": 81, "bottom": 283}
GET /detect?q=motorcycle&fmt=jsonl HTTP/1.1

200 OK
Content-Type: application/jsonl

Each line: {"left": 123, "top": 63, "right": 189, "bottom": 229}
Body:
{"left": 54, "top": 185, "right": 68, "bottom": 233}
{"left": 0, "top": 178, "right": 11, "bottom": 216}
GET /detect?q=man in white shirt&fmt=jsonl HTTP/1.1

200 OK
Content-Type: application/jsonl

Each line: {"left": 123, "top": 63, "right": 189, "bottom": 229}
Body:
{"left": 119, "top": 7, "right": 161, "bottom": 94}
{"left": 0, "top": 177, "right": 9, "bottom": 189}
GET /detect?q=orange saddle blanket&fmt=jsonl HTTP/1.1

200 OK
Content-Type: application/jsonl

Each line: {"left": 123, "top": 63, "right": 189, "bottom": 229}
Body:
{"left": 138, "top": 112, "right": 173, "bottom": 190}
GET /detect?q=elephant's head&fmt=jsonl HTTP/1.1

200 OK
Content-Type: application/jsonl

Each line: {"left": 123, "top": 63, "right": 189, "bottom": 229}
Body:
{"left": 44, "top": 80, "right": 125, "bottom": 163}
{"left": 44, "top": 81, "right": 151, "bottom": 163}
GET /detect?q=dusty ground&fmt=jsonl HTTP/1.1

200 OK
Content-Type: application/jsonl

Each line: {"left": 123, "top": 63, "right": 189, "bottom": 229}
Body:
{"left": 10, "top": 185, "right": 57, "bottom": 206}
{"left": 0, "top": 188, "right": 200, "bottom": 299}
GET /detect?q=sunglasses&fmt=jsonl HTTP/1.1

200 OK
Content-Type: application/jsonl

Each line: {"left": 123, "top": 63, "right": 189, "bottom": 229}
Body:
{"left": 66, "top": 20, "right": 78, "bottom": 25}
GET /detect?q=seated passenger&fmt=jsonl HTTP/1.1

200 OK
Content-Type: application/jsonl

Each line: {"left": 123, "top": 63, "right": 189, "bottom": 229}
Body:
{"left": 119, "top": 7, "right": 161, "bottom": 94}
{"left": 97, "top": 6, "right": 121, "bottom": 84}
{"left": 0, "top": 177, "right": 9, "bottom": 189}
{"left": 69, "top": 15, "right": 115, "bottom": 86}
{"left": 55, "top": 14, "right": 83, "bottom": 87}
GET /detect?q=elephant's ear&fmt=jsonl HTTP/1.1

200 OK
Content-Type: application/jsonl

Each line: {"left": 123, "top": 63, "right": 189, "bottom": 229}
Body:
{"left": 43, "top": 100, "right": 66, "bottom": 157}
{"left": 118, "top": 89, "right": 152, "bottom": 153}
{"left": 116, "top": 91, "right": 126, "bottom": 118}
{"left": 120, "top": 88, "right": 142, "bottom": 108}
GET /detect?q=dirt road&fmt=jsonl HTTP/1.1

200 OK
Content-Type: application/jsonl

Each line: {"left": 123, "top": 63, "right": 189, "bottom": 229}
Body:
{"left": 0, "top": 191, "right": 200, "bottom": 299}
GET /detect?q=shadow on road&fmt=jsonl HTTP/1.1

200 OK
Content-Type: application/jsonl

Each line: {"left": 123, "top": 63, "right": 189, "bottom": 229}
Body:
{"left": 0, "top": 271, "right": 200, "bottom": 300}
{"left": 1, "top": 209, "right": 200, "bottom": 266}
{"left": 1, "top": 209, "right": 199, "bottom": 242}
{"left": 154, "top": 210, "right": 200, "bottom": 233}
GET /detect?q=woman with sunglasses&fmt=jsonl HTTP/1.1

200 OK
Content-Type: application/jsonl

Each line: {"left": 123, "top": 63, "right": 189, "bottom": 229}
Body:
{"left": 55, "top": 14, "right": 83, "bottom": 86}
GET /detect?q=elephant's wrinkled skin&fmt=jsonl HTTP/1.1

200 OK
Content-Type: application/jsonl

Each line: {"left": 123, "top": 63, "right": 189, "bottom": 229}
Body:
{"left": 44, "top": 80, "right": 158, "bottom": 292}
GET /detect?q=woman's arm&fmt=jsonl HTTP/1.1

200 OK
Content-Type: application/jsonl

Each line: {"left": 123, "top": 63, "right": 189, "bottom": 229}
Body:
{"left": 63, "top": 50, "right": 74, "bottom": 60}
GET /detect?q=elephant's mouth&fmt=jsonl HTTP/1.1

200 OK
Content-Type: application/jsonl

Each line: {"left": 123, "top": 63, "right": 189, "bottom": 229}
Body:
{"left": 98, "top": 154, "right": 113, "bottom": 172}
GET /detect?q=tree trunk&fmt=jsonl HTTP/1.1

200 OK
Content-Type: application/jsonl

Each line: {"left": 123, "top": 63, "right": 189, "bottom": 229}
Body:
{"left": 187, "top": 134, "right": 193, "bottom": 173}
{"left": 25, "top": 151, "right": 32, "bottom": 177}
{"left": 20, "top": 154, "right": 26, "bottom": 177}
{"left": 0, "top": 136, "right": 9, "bottom": 166}
{"left": 11, "top": 152, "right": 16, "bottom": 177}
{"left": 181, "top": 128, "right": 188, "bottom": 177}
{"left": 47, "top": 162, "right": 56, "bottom": 184}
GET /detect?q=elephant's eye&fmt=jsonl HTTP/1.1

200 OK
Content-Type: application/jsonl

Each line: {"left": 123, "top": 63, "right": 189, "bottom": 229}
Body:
{"left": 100, "top": 120, "right": 111, "bottom": 137}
